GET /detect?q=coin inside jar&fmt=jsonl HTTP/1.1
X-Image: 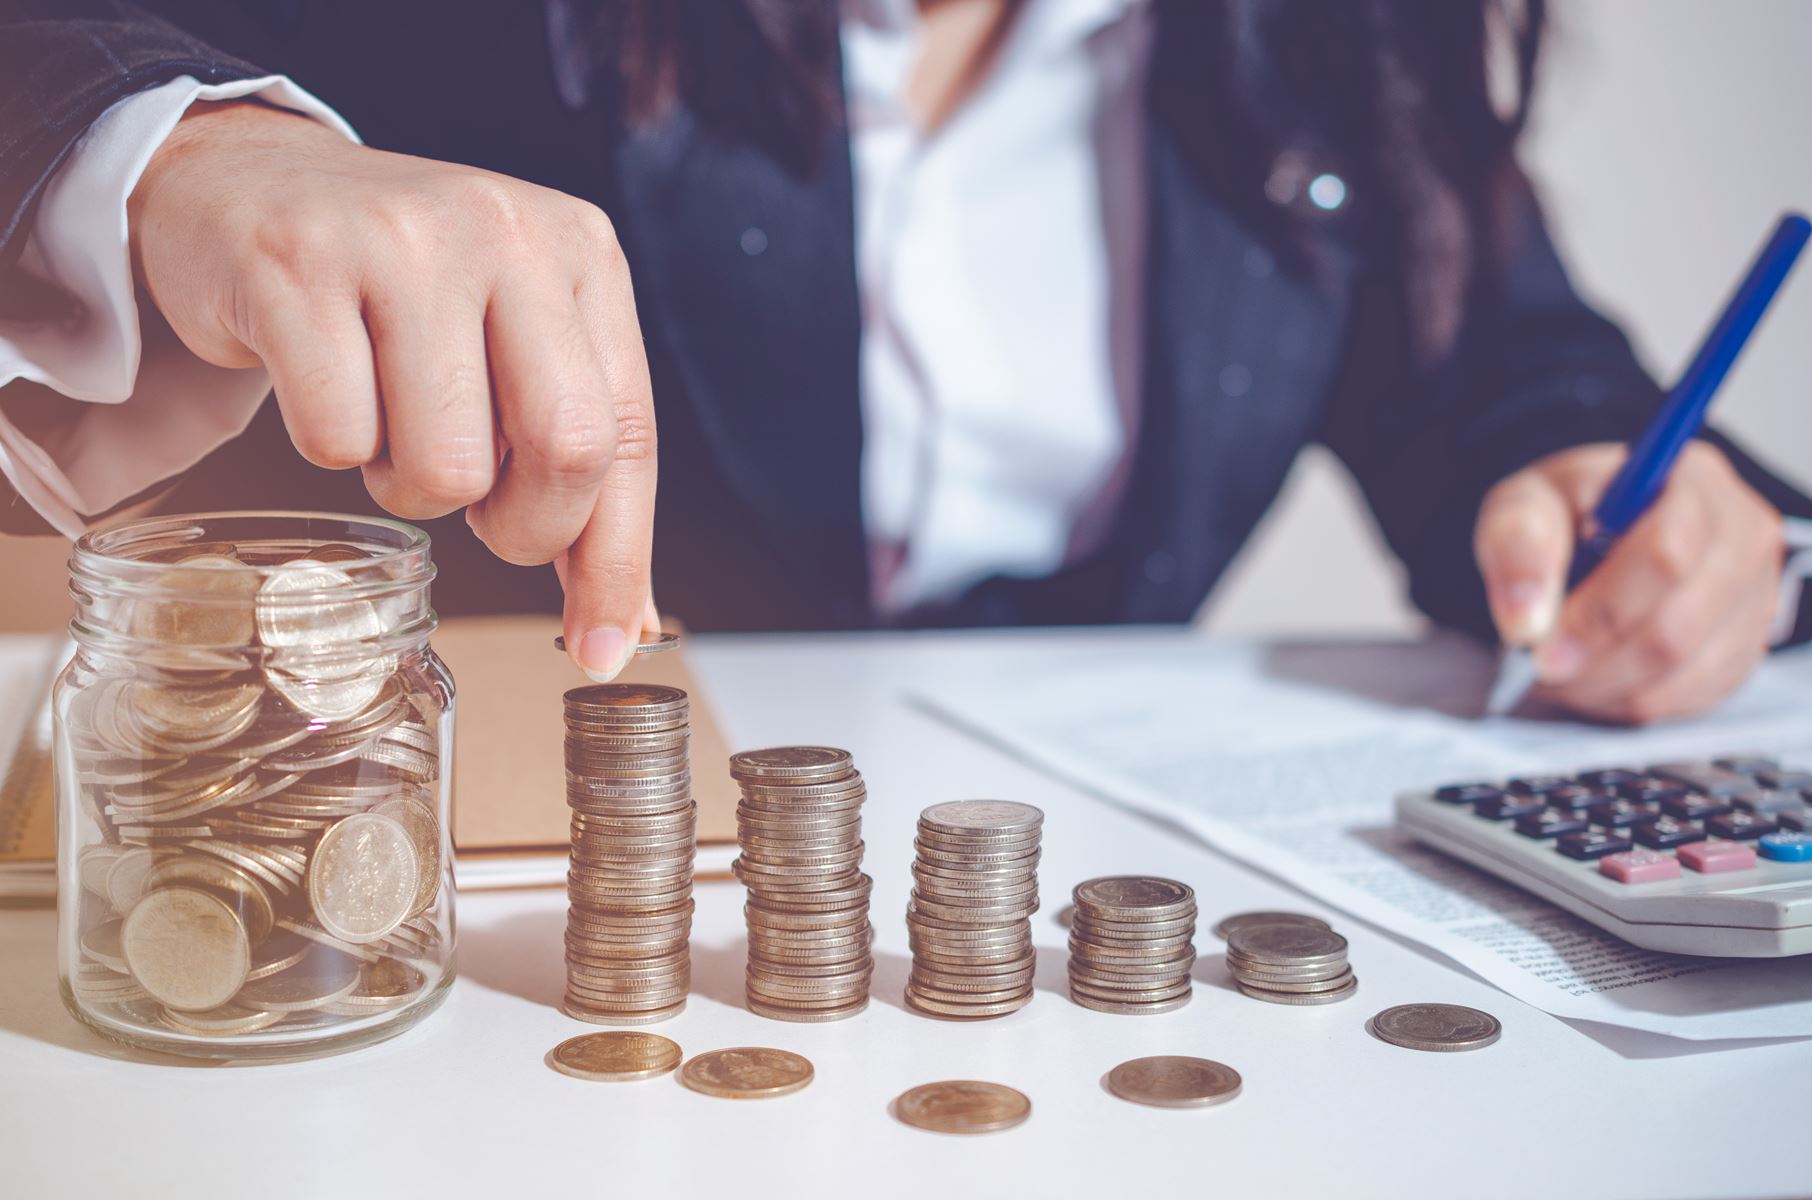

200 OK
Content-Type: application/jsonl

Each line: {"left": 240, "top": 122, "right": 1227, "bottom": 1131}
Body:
{"left": 678, "top": 1047, "right": 814, "bottom": 1098}
{"left": 892, "top": 1081, "right": 1031, "bottom": 1134}
{"left": 306, "top": 813, "right": 419, "bottom": 944}
{"left": 1105, "top": 1056, "right": 1242, "bottom": 1108}
{"left": 549, "top": 1032, "right": 684, "bottom": 1081}
{"left": 120, "top": 886, "right": 251, "bottom": 1013}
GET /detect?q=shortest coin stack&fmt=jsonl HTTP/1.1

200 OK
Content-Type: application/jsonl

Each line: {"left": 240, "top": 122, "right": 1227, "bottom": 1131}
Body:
{"left": 1068, "top": 877, "right": 1197, "bottom": 1014}
{"left": 562, "top": 684, "right": 696, "bottom": 1026}
{"left": 906, "top": 801, "right": 1044, "bottom": 1020}
{"left": 1224, "top": 921, "right": 1355, "bottom": 1005}
{"left": 732, "top": 747, "right": 874, "bottom": 1022}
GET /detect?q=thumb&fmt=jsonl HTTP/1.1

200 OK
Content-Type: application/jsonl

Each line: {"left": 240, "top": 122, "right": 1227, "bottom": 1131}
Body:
{"left": 1474, "top": 466, "right": 1576, "bottom": 647}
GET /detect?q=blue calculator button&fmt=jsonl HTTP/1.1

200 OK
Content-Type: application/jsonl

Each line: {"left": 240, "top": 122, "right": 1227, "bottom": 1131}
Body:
{"left": 1557, "top": 829, "right": 1635, "bottom": 860}
{"left": 1662, "top": 793, "right": 1735, "bottom": 821}
{"left": 1436, "top": 783, "right": 1500, "bottom": 805}
{"left": 1632, "top": 816, "right": 1707, "bottom": 849}
{"left": 1706, "top": 811, "right": 1774, "bottom": 841}
{"left": 1515, "top": 808, "right": 1592, "bottom": 839}
{"left": 1714, "top": 755, "right": 1779, "bottom": 776}
{"left": 1758, "top": 832, "right": 1812, "bottom": 862}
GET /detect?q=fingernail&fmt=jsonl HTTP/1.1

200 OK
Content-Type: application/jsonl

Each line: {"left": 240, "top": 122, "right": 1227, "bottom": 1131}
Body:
{"left": 578, "top": 628, "right": 629, "bottom": 682}
{"left": 1535, "top": 635, "right": 1584, "bottom": 684}
{"left": 1495, "top": 579, "right": 1560, "bottom": 645}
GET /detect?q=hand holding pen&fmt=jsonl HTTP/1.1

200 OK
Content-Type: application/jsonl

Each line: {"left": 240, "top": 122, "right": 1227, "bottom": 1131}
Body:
{"left": 1472, "top": 213, "right": 1810, "bottom": 723}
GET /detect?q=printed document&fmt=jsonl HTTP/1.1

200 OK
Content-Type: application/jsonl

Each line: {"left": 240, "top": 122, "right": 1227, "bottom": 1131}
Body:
{"left": 917, "top": 635, "right": 1812, "bottom": 1039}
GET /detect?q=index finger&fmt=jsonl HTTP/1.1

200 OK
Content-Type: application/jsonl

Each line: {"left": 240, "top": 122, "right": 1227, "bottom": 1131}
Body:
{"left": 558, "top": 254, "right": 658, "bottom": 682}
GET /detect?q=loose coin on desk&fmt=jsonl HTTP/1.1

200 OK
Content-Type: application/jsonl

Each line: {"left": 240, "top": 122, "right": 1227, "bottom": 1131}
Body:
{"left": 893, "top": 1081, "right": 1032, "bottom": 1135}
{"left": 1105, "top": 1056, "right": 1242, "bottom": 1109}
{"left": 679, "top": 1048, "right": 814, "bottom": 1099}
{"left": 553, "top": 632, "right": 680, "bottom": 656}
{"left": 550, "top": 1032, "right": 684, "bottom": 1082}
{"left": 1368, "top": 1003, "right": 1502, "bottom": 1052}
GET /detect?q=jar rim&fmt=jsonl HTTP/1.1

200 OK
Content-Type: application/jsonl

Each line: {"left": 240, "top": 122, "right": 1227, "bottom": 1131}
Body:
{"left": 73, "top": 510, "right": 430, "bottom": 571}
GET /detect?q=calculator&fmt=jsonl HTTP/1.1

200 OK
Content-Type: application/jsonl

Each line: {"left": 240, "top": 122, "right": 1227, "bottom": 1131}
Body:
{"left": 1395, "top": 757, "right": 1812, "bottom": 957}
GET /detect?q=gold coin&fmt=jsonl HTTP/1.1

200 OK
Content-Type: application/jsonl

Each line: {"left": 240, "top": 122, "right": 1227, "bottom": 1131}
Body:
{"left": 678, "top": 1047, "right": 814, "bottom": 1099}
{"left": 893, "top": 1080, "right": 1031, "bottom": 1134}
{"left": 549, "top": 1032, "right": 683, "bottom": 1081}
{"left": 1105, "top": 1056, "right": 1242, "bottom": 1108}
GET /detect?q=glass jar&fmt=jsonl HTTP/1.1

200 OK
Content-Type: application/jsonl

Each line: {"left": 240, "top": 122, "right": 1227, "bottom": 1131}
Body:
{"left": 55, "top": 512, "right": 455, "bottom": 1060}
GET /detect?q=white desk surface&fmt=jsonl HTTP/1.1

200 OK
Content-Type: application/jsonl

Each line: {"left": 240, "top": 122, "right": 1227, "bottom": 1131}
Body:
{"left": 3, "top": 629, "right": 1808, "bottom": 1200}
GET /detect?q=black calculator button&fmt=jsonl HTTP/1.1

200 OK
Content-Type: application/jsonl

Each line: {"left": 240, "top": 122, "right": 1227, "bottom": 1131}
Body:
{"left": 1508, "top": 776, "right": 1574, "bottom": 797}
{"left": 1557, "top": 829, "right": 1635, "bottom": 860}
{"left": 1515, "top": 808, "right": 1592, "bottom": 839}
{"left": 1705, "top": 811, "right": 1774, "bottom": 841}
{"left": 1578, "top": 768, "right": 1642, "bottom": 789}
{"left": 1732, "top": 789, "right": 1803, "bottom": 817}
{"left": 1618, "top": 779, "right": 1688, "bottom": 805}
{"left": 1661, "top": 793, "right": 1735, "bottom": 821}
{"left": 1756, "top": 768, "right": 1812, "bottom": 793}
{"left": 1713, "top": 755, "right": 1779, "bottom": 777}
{"left": 1476, "top": 792, "right": 1548, "bottom": 820}
{"left": 1651, "top": 762, "right": 1750, "bottom": 797}
{"left": 1544, "top": 785, "right": 1600, "bottom": 812}
{"left": 1632, "top": 817, "right": 1708, "bottom": 849}
{"left": 1587, "top": 799, "right": 1660, "bottom": 828}
{"left": 1777, "top": 806, "right": 1812, "bottom": 834}
{"left": 1435, "top": 783, "right": 1501, "bottom": 805}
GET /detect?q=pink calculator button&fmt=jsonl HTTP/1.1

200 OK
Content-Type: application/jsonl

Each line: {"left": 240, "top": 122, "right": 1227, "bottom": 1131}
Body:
{"left": 1677, "top": 839, "right": 1757, "bottom": 874}
{"left": 1599, "top": 849, "right": 1682, "bottom": 884}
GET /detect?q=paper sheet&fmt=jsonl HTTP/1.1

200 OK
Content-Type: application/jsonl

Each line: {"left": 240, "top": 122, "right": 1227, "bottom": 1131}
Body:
{"left": 917, "top": 634, "right": 1812, "bottom": 1040}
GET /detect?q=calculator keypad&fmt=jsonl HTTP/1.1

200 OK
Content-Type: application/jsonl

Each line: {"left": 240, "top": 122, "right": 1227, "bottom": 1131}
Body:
{"left": 1437, "top": 760, "right": 1811, "bottom": 884}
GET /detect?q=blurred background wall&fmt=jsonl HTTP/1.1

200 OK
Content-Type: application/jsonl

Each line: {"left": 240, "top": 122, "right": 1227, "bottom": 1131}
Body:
{"left": 0, "top": 0, "right": 1806, "bottom": 635}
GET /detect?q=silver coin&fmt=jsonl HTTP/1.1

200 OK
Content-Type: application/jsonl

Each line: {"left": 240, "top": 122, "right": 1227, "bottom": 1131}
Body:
{"left": 1213, "top": 911, "right": 1330, "bottom": 942}
{"left": 1368, "top": 1003, "right": 1502, "bottom": 1052}
{"left": 306, "top": 813, "right": 419, "bottom": 944}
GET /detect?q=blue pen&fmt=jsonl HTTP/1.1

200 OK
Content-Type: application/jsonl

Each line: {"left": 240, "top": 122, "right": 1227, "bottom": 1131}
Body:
{"left": 1484, "top": 211, "right": 1811, "bottom": 716}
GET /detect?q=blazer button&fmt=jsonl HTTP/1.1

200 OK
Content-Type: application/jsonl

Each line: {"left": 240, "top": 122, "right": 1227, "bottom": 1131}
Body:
{"left": 741, "top": 227, "right": 768, "bottom": 256}
{"left": 1144, "top": 551, "right": 1177, "bottom": 585}
{"left": 1219, "top": 364, "right": 1252, "bottom": 398}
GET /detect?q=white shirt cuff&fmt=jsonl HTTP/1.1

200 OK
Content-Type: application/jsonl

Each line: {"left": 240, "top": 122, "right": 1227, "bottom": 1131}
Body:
{"left": 0, "top": 74, "right": 357, "bottom": 536}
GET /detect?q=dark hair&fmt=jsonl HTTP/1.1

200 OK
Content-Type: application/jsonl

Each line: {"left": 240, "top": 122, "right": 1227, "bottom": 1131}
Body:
{"left": 582, "top": 0, "right": 1545, "bottom": 365}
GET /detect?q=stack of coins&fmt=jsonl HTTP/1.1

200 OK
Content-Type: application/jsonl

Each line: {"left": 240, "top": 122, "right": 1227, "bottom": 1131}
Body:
{"left": 1224, "top": 920, "right": 1355, "bottom": 1005}
{"left": 731, "top": 747, "right": 873, "bottom": 1021}
{"left": 905, "top": 800, "right": 1043, "bottom": 1020}
{"left": 1067, "top": 876, "right": 1197, "bottom": 1014}
{"left": 65, "top": 543, "right": 449, "bottom": 1042}
{"left": 562, "top": 684, "right": 696, "bottom": 1025}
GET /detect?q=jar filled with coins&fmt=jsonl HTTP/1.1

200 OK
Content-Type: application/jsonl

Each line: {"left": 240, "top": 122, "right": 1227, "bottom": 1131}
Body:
{"left": 54, "top": 512, "right": 455, "bottom": 1059}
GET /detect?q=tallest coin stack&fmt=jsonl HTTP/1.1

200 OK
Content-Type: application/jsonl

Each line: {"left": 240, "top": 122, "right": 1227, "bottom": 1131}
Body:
{"left": 561, "top": 684, "right": 696, "bottom": 1025}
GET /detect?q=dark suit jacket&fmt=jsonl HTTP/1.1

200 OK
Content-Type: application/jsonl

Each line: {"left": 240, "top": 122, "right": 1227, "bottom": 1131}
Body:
{"left": 3, "top": 0, "right": 1808, "bottom": 641}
